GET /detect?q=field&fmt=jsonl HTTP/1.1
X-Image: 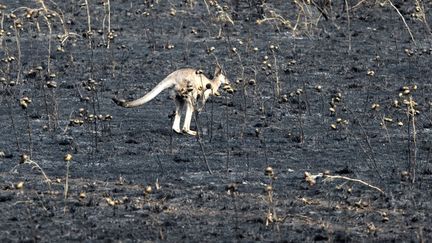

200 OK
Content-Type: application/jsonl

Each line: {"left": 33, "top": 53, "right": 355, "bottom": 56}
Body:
{"left": 1, "top": 0, "right": 432, "bottom": 241}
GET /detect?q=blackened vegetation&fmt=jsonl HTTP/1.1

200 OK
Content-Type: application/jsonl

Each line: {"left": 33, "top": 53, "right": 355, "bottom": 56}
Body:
{"left": 0, "top": 0, "right": 432, "bottom": 242}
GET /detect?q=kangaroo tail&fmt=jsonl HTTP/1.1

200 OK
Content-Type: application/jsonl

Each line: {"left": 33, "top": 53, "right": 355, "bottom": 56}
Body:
{"left": 114, "top": 77, "right": 175, "bottom": 108}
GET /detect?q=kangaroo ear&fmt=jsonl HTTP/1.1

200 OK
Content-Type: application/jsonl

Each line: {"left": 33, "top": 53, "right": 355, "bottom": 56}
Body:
{"left": 214, "top": 65, "right": 222, "bottom": 76}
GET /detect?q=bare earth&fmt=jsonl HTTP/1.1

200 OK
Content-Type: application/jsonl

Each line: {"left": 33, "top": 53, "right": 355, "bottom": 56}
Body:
{"left": 1, "top": 0, "right": 432, "bottom": 241}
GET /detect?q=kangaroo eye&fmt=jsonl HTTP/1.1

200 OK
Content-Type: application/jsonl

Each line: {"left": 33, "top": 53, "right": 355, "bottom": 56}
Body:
{"left": 206, "top": 83, "right": 212, "bottom": 89}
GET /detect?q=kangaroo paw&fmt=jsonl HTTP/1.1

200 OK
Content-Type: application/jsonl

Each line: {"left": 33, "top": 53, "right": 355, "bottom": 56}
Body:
{"left": 173, "top": 127, "right": 182, "bottom": 134}
{"left": 182, "top": 129, "right": 197, "bottom": 136}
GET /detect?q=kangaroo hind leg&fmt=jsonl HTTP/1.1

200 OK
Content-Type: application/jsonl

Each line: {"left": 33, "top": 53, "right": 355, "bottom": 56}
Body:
{"left": 172, "top": 96, "right": 184, "bottom": 134}
{"left": 182, "top": 98, "right": 197, "bottom": 136}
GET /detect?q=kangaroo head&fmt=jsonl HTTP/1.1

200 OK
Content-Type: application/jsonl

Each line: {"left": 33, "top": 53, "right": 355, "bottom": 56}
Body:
{"left": 213, "top": 65, "right": 230, "bottom": 86}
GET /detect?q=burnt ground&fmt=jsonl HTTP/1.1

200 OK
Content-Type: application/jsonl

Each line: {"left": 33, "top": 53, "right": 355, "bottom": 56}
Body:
{"left": 1, "top": 0, "right": 432, "bottom": 241}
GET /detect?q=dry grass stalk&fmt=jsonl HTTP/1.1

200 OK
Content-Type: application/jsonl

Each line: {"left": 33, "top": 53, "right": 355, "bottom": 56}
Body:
{"left": 304, "top": 171, "right": 385, "bottom": 194}
{"left": 387, "top": 0, "right": 416, "bottom": 45}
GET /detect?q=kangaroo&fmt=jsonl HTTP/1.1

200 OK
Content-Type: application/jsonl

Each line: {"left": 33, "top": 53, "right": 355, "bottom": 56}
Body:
{"left": 112, "top": 65, "right": 230, "bottom": 136}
